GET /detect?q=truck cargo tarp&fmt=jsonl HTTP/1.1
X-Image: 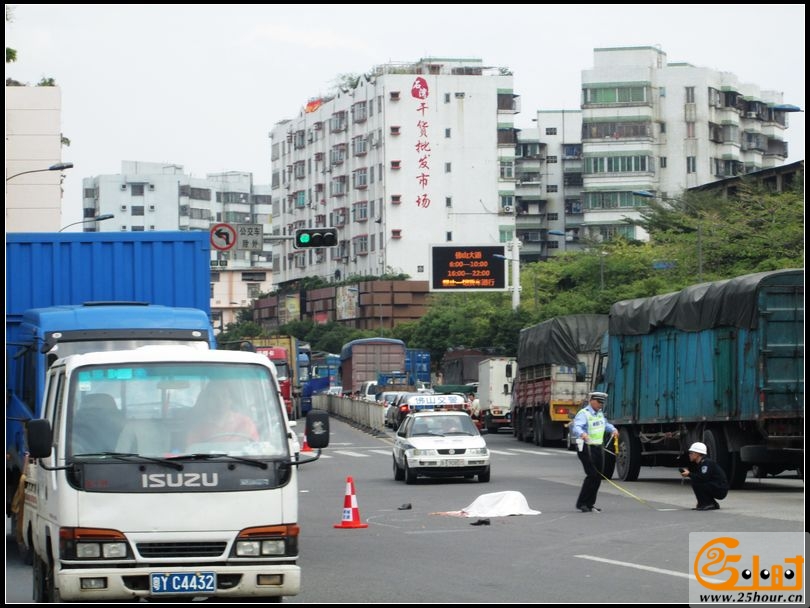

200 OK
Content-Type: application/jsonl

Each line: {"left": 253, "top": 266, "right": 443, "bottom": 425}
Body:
{"left": 609, "top": 268, "right": 804, "bottom": 335}
{"left": 518, "top": 314, "right": 608, "bottom": 368}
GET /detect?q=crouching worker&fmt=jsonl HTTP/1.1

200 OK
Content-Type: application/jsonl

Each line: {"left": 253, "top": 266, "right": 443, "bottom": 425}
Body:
{"left": 680, "top": 442, "right": 729, "bottom": 511}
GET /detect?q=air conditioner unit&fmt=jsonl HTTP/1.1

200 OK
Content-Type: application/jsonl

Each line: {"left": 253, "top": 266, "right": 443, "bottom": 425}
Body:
{"left": 502, "top": 206, "right": 513, "bottom": 213}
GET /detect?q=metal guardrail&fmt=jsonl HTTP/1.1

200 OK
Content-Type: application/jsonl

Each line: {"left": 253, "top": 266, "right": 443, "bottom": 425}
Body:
{"left": 312, "top": 394, "right": 387, "bottom": 435}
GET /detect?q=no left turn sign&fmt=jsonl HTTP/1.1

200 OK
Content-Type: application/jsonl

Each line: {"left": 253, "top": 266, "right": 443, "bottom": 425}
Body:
{"left": 210, "top": 223, "right": 237, "bottom": 251}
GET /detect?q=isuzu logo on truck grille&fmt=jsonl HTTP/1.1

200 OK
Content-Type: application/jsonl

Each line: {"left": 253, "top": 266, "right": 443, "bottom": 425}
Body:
{"left": 141, "top": 473, "right": 219, "bottom": 488}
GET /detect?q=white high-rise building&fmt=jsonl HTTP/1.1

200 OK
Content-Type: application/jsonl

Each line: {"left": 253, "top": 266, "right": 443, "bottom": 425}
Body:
{"left": 578, "top": 46, "right": 793, "bottom": 243}
{"left": 269, "top": 58, "right": 519, "bottom": 288}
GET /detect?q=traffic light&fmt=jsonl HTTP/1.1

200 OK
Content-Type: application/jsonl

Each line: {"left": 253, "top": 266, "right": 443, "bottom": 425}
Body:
{"left": 294, "top": 228, "right": 338, "bottom": 248}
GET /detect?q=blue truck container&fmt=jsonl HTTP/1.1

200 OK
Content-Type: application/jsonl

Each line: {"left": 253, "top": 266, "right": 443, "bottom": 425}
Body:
{"left": 6, "top": 231, "right": 215, "bottom": 525}
{"left": 405, "top": 348, "right": 431, "bottom": 386}
{"left": 603, "top": 268, "right": 804, "bottom": 488}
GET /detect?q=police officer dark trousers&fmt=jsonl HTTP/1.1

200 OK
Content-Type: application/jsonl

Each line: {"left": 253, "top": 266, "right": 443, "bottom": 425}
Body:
{"left": 571, "top": 392, "right": 618, "bottom": 513}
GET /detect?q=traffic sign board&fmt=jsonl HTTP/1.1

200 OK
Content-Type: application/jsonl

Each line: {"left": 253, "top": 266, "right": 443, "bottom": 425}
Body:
{"left": 236, "top": 223, "right": 264, "bottom": 252}
{"left": 210, "top": 223, "right": 236, "bottom": 251}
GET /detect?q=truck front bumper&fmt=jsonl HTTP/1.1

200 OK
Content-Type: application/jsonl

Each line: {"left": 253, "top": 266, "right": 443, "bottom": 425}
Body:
{"left": 56, "top": 563, "right": 300, "bottom": 601}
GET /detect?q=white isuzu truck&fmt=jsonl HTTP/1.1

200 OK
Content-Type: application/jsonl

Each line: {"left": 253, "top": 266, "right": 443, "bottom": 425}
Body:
{"left": 23, "top": 345, "right": 329, "bottom": 602}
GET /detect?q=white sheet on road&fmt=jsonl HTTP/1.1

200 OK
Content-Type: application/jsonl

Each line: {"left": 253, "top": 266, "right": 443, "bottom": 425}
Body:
{"left": 431, "top": 490, "right": 541, "bottom": 517}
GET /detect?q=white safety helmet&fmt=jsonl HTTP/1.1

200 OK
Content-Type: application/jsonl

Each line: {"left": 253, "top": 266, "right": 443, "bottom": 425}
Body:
{"left": 688, "top": 441, "right": 707, "bottom": 455}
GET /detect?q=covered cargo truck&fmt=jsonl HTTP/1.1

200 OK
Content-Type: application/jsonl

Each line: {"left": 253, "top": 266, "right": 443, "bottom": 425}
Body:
{"left": 5, "top": 231, "right": 215, "bottom": 544}
{"left": 513, "top": 314, "right": 609, "bottom": 447}
{"left": 604, "top": 269, "right": 804, "bottom": 488}
{"left": 339, "top": 337, "right": 406, "bottom": 395}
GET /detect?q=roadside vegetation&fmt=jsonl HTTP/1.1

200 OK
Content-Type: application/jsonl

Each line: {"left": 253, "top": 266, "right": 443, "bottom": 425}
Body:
{"left": 219, "top": 178, "right": 804, "bottom": 364}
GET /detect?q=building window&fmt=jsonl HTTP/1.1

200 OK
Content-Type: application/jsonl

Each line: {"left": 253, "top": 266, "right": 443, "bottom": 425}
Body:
{"left": 391, "top": 194, "right": 402, "bottom": 204}
{"left": 446, "top": 231, "right": 452, "bottom": 241}
{"left": 660, "top": 156, "right": 667, "bottom": 169}
{"left": 686, "top": 156, "right": 697, "bottom": 173}
{"left": 444, "top": 162, "right": 451, "bottom": 173}
{"left": 547, "top": 156, "right": 558, "bottom": 164}
{"left": 445, "top": 196, "right": 452, "bottom": 208}
{"left": 659, "top": 122, "right": 666, "bottom": 134}
{"left": 444, "top": 93, "right": 450, "bottom": 103}
{"left": 686, "top": 122, "right": 696, "bottom": 138}
{"left": 545, "top": 127, "right": 557, "bottom": 135}
{"left": 131, "top": 205, "right": 145, "bottom": 216}
{"left": 685, "top": 86, "right": 695, "bottom": 103}
{"left": 389, "top": 91, "right": 400, "bottom": 101}
{"left": 391, "top": 229, "right": 402, "bottom": 239}
{"left": 131, "top": 226, "right": 144, "bottom": 231}
{"left": 499, "top": 161, "right": 514, "bottom": 179}
{"left": 547, "top": 213, "right": 558, "bottom": 221}
{"left": 131, "top": 184, "right": 145, "bottom": 196}
{"left": 546, "top": 185, "right": 558, "bottom": 192}
{"left": 390, "top": 160, "right": 401, "bottom": 170}
{"left": 659, "top": 87, "right": 666, "bottom": 97}
{"left": 241, "top": 272, "right": 267, "bottom": 282}
{"left": 390, "top": 125, "right": 401, "bottom": 136}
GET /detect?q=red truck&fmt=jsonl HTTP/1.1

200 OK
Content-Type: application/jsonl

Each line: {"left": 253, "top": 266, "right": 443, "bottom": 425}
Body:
{"left": 255, "top": 346, "right": 295, "bottom": 417}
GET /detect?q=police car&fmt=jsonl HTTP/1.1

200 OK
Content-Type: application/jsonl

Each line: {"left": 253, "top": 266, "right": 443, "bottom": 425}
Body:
{"left": 392, "top": 410, "right": 490, "bottom": 484}
{"left": 388, "top": 392, "right": 468, "bottom": 430}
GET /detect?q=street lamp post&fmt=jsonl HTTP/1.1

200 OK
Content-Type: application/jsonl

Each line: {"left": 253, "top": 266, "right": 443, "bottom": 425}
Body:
{"left": 58, "top": 213, "right": 115, "bottom": 232}
{"left": 6, "top": 161, "right": 74, "bottom": 182}
{"left": 633, "top": 190, "right": 702, "bottom": 282}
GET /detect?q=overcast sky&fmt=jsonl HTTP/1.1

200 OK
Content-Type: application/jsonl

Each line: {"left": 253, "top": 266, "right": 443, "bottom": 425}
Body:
{"left": 6, "top": 4, "right": 805, "bottom": 225}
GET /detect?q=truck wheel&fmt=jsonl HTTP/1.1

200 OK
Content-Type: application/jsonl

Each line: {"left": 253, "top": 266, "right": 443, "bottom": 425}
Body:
{"left": 616, "top": 428, "right": 641, "bottom": 481}
{"left": 32, "top": 553, "right": 47, "bottom": 602}
{"left": 702, "top": 429, "right": 730, "bottom": 477}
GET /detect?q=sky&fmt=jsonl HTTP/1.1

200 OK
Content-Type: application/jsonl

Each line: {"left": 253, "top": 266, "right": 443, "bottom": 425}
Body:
{"left": 5, "top": 4, "right": 806, "bottom": 226}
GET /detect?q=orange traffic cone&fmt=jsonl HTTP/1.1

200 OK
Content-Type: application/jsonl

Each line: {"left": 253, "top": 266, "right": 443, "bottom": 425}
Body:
{"left": 301, "top": 437, "right": 312, "bottom": 452}
{"left": 333, "top": 476, "right": 368, "bottom": 529}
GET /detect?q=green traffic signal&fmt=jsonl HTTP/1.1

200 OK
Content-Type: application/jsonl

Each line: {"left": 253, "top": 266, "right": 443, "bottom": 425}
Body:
{"left": 294, "top": 228, "right": 338, "bottom": 248}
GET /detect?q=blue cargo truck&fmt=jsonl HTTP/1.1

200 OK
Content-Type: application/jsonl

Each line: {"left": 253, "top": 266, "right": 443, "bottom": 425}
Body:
{"left": 405, "top": 348, "right": 431, "bottom": 387}
{"left": 603, "top": 269, "right": 804, "bottom": 488}
{"left": 6, "top": 231, "right": 215, "bottom": 538}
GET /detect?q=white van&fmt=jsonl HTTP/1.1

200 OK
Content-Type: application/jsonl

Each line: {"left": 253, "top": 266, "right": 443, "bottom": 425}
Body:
{"left": 358, "top": 380, "right": 378, "bottom": 401}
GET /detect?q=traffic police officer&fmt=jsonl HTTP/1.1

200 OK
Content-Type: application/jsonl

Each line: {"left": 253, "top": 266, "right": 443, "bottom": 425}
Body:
{"left": 571, "top": 391, "right": 618, "bottom": 512}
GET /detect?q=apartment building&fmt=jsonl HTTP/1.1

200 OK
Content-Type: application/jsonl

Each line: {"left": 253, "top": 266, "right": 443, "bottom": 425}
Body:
{"left": 578, "top": 45, "right": 793, "bottom": 244}
{"left": 81, "top": 161, "right": 274, "bottom": 332}
{"left": 5, "top": 85, "right": 68, "bottom": 232}
{"left": 269, "top": 57, "right": 519, "bottom": 289}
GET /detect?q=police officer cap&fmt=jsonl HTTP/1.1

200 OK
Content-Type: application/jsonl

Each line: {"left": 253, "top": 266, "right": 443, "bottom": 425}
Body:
{"left": 689, "top": 441, "right": 707, "bottom": 455}
{"left": 589, "top": 391, "right": 608, "bottom": 403}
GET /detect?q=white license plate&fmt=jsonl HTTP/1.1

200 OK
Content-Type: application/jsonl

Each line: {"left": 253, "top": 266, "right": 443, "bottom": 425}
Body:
{"left": 444, "top": 459, "right": 465, "bottom": 466}
{"left": 150, "top": 572, "right": 216, "bottom": 594}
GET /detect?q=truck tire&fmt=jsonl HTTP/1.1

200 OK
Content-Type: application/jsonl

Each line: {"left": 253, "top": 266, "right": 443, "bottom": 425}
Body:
{"left": 616, "top": 427, "right": 641, "bottom": 481}
{"left": 32, "top": 553, "right": 47, "bottom": 602}
{"left": 702, "top": 428, "right": 734, "bottom": 483}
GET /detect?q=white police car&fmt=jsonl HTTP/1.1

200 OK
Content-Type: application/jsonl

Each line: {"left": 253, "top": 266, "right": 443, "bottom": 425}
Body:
{"left": 392, "top": 410, "right": 490, "bottom": 484}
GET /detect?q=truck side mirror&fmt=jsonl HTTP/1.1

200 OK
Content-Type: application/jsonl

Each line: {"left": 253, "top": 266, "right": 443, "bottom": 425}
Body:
{"left": 304, "top": 409, "right": 330, "bottom": 449}
{"left": 26, "top": 419, "right": 53, "bottom": 458}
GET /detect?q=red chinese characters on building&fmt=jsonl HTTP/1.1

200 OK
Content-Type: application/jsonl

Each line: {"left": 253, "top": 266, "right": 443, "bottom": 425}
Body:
{"left": 411, "top": 77, "right": 431, "bottom": 209}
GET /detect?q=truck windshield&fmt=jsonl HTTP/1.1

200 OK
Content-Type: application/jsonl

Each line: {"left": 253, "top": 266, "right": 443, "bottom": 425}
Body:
{"left": 67, "top": 362, "right": 289, "bottom": 460}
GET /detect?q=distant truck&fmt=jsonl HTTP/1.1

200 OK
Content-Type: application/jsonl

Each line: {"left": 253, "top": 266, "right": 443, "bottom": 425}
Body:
{"left": 475, "top": 357, "right": 516, "bottom": 433}
{"left": 440, "top": 349, "right": 488, "bottom": 385}
{"left": 603, "top": 269, "right": 804, "bottom": 488}
{"left": 23, "top": 344, "right": 329, "bottom": 602}
{"left": 233, "top": 336, "right": 309, "bottom": 418}
{"left": 339, "top": 337, "right": 406, "bottom": 395}
{"left": 5, "top": 231, "right": 215, "bottom": 546}
{"left": 512, "top": 314, "right": 609, "bottom": 447}
{"left": 405, "top": 348, "right": 432, "bottom": 387}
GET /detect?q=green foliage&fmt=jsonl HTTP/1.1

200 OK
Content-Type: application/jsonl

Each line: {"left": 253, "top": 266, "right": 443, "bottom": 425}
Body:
{"left": 36, "top": 77, "right": 56, "bottom": 87}
{"left": 223, "top": 181, "right": 804, "bottom": 365}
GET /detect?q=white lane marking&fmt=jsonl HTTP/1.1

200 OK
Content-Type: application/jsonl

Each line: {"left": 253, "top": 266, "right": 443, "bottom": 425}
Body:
{"left": 370, "top": 449, "right": 392, "bottom": 455}
{"left": 575, "top": 554, "right": 722, "bottom": 583}
{"left": 507, "top": 448, "right": 558, "bottom": 456}
{"left": 331, "top": 450, "right": 371, "bottom": 457}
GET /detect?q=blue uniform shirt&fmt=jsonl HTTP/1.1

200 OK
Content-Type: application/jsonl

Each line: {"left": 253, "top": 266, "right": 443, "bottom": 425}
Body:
{"left": 572, "top": 404, "right": 616, "bottom": 440}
